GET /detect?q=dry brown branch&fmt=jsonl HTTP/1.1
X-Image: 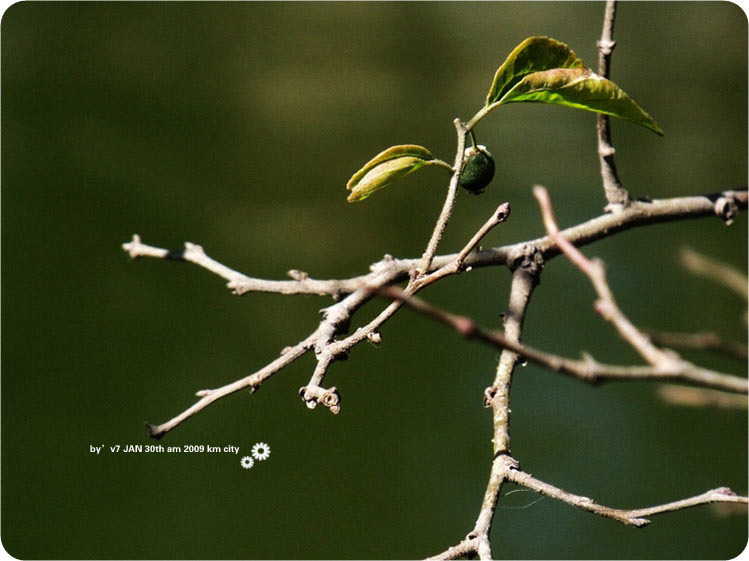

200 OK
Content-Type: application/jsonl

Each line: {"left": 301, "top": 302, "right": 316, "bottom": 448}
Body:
{"left": 144, "top": 278, "right": 391, "bottom": 438}
{"left": 535, "top": 186, "right": 735, "bottom": 377}
{"left": 657, "top": 385, "right": 747, "bottom": 409}
{"left": 427, "top": 253, "right": 544, "bottom": 560}
{"left": 534, "top": 185, "right": 681, "bottom": 366}
{"left": 680, "top": 246, "right": 748, "bottom": 300}
{"left": 123, "top": 190, "right": 748, "bottom": 299}
{"left": 300, "top": 203, "right": 511, "bottom": 409}
{"left": 124, "top": 189, "right": 748, "bottom": 439}
{"left": 596, "top": 0, "right": 629, "bottom": 208}
{"left": 417, "top": 118, "right": 467, "bottom": 275}
{"left": 378, "top": 286, "right": 748, "bottom": 394}
{"left": 486, "top": 255, "right": 542, "bottom": 455}
{"left": 426, "top": 454, "right": 519, "bottom": 560}
{"left": 646, "top": 329, "right": 748, "bottom": 361}
{"left": 131, "top": 204, "right": 511, "bottom": 438}
{"left": 120, "top": 3, "right": 748, "bottom": 557}
{"left": 506, "top": 469, "right": 747, "bottom": 526}
{"left": 426, "top": 453, "right": 747, "bottom": 559}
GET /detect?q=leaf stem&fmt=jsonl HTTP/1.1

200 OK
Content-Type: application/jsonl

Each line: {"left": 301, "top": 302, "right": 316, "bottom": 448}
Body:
{"left": 426, "top": 159, "right": 456, "bottom": 173}
{"left": 465, "top": 104, "right": 494, "bottom": 131}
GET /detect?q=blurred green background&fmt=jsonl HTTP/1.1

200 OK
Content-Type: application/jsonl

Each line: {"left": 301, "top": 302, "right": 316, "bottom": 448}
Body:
{"left": 2, "top": 2, "right": 747, "bottom": 559}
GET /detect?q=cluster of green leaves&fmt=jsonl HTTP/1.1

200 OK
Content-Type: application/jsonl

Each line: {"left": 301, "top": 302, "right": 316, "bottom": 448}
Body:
{"left": 346, "top": 36, "right": 662, "bottom": 203}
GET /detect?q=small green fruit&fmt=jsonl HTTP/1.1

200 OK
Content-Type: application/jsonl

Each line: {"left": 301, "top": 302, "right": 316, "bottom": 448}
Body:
{"left": 459, "top": 145, "right": 495, "bottom": 194}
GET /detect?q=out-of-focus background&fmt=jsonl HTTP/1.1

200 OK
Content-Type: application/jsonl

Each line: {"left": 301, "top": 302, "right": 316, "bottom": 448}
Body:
{"left": 2, "top": 2, "right": 746, "bottom": 559}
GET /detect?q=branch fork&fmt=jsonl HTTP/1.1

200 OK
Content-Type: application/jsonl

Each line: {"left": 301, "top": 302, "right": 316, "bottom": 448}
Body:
{"left": 123, "top": 3, "right": 747, "bottom": 556}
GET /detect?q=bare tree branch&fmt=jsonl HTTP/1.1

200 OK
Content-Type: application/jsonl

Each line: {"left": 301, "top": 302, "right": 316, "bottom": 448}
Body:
{"left": 123, "top": 189, "right": 748, "bottom": 299}
{"left": 144, "top": 288, "right": 372, "bottom": 438}
{"left": 507, "top": 468, "right": 747, "bottom": 526}
{"left": 534, "top": 183, "right": 743, "bottom": 394}
{"left": 122, "top": 234, "right": 376, "bottom": 297}
{"left": 378, "top": 286, "right": 748, "bottom": 394}
{"left": 126, "top": 188, "right": 747, "bottom": 439}
{"left": 657, "top": 385, "right": 747, "bottom": 409}
{"left": 426, "top": 451, "right": 748, "bottom": 560}
{"left": 596, "top": 0, "right": 630, "bottom": 208}
{"left": 137, "top": 205, "right": 512, "bottom": 437}
{"left": 426, "top": 454, "right": 519, "bottom": 561}
{"left": 120, "top": 4, "right": 748, "bottom": 556}
{"left": 301, "top": 203, "right": 511, "bottom": 408}
{"left": 680, "top": 246, "right": 749, "bottom": 300}
{"left": 646, "top": 329, "right": 748, "bottom": 361}
{"left": 487, "top": 253, "right": 542, "bottom": 455}
{"left": 418, "top": 118, "right": 467, "bottom": 275}
{"left": 145, "top": 336, "right": 311, "bottom": 439}
{"left": 427, "top": 252, "right": 544, "bottom": 561}
{"left": 534, "top": 185, "right": 681, "bottom": 367}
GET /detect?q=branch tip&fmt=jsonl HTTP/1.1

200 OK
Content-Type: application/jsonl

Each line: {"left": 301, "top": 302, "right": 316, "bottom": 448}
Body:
{"left": 145, "top": 423, "right": 164, "bottom": 440}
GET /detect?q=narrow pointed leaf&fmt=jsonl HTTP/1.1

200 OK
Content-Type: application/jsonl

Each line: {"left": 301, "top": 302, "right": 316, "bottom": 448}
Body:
{"left": 486, "top": 36, "right": 585, "bottom": 106}
{"left": 347, "top": 157, "right": 429, "bottom": 202}
{"left": 496, "top": 67, "right": 663, "bottom": 135}
{"left": 347, "top": 144, "right": 448, "bottom": 202}
{"left": 347, "top": 144, "right": 436, "bottom": 191}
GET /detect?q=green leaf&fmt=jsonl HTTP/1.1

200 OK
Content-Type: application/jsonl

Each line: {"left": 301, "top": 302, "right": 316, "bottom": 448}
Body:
{"left": 495, "top": 67, "right": 663, "bottom": 135}
{"left": 346, "top": 144, "right": 449, "bottom": 202}
{"left": 486, "top": 36, "right": 585, "bottom": 106}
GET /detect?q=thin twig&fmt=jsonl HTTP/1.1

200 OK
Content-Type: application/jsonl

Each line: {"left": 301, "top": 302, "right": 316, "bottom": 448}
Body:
{"left": 148, "top": 269, "right": 399, "bottom": 438}
{"left": 428, "top": 254, "right": 544, "bottom": 560}
{"left": 141, "top": 204, "right": 512, "bottom": 436}
{"left": 596, "top": 0, "right": 630, "bottom": 207}
{"left": 426, "top": 454, "right": 518, "bottom": 560}
{"left": 646, "top": 329, "right": 748, "bottom": 361}
{"left": 122, "top": 234, "right": 374, "bottom": 297}
{"left": 657, "top": 385, "right": 747, "bottom": 409}
{"left": 533, "top": 185, "right": 681, "bottom": 367}
{"left": 124, "top": 189, "right": 747, "bottom": 436}
{"left": 123, "top": 190, "right": 748, "bottom": 301}
{"left": 302, "top": 204, "right": 510, "bottom": 405}
{"left": 455, "top": 204, "right": 511, "bottom": 267}
{"left": 507, "top": 469, "right": 747, "bottom": 526}
{"left": 488, "top": 257, "right": 542, "bottom": 455}
{"left": 146, "top": 334, "right": 312, "bottom": 439}
{"left": 417, "top": 118, "right": 467, "bottom": 275}
{"left": 427, "top": 450, "right": 748, "bottom": 559}
{"left": 378, "top": 287, "right": 748, "bottom": 394}
{"left": 680, "top": 246, "right": 748, "bottom": 300}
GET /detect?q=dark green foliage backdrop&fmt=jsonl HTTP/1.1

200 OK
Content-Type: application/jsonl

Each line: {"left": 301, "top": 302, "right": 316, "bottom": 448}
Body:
{"left": 2, "top": 2, "right": 746, "bottom": 559}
